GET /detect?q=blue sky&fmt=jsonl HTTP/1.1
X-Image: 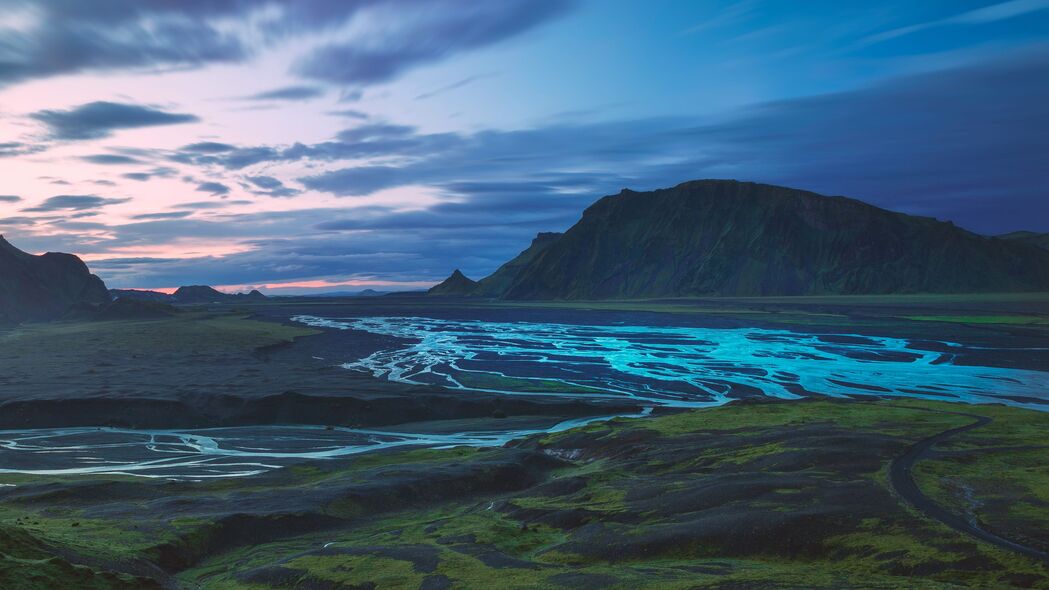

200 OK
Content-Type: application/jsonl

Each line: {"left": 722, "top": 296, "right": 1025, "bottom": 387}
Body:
{"left": 0, "top": 0, "right": 1047, "bottom": 292}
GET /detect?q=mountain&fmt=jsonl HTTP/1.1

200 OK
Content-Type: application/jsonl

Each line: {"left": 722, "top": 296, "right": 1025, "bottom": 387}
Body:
{"left": 0, "top": 235, "right": 110, "bottom": 324}
{"left": 172, "top": 285, "right": 267, "bottom": 303}
{"left": 461, "top": 180, "right": 1049, "bottom": 299}
{"left": 111, "top": 288, "right": 173, "bottom": 302}
{"left": 427, "top": 269, "right": 478, "bottom": 296}
{"left": 472, "top": 232, "right": 563, "bottom": 297}
{"left": 999, "top": 231, "right": 1049, "bottom": 251}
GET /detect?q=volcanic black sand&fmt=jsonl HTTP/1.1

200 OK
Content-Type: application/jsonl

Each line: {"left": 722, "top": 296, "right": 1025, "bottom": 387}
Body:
{"left": 0, "top": 294, "right": 1047, "bottom": 589}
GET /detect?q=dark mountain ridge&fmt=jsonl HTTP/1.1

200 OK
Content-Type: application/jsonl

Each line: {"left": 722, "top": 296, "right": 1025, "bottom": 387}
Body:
{"left": 438, "top": 180, "right": 1049, "bottom": 299}
{"left": 0, "top": 235, "right": 110, "bottom": 324}
{"left": 111, "top": 285, "right": 267, "bottom": 304}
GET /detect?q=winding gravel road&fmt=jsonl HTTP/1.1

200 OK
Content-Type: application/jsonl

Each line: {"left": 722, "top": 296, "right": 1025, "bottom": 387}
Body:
{"left": 890, "top": 411, "right": 1049, "bottom": 564}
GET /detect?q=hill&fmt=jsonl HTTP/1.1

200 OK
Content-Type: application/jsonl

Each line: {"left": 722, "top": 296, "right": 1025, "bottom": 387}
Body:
{"left": 111, "top": 288, "right": 173, "bottom": 302}
{"left": 171, "top": 285, "right": 267, "bottom": 303}
{"left": 427, "top": 269, "right": 478, "bottom": 296}
{"left": 459, "top": 180, "right": 1049, "bottom": 299}
{"left": 0, "top": 235, "right": 110, "bottom": 324}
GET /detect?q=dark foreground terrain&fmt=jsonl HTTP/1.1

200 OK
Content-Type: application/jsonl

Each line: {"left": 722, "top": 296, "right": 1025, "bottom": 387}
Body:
{"left": 0, "top": 295, "right": 1047, "bottom": 588}
{"left": 1, "top": 399, "right": 1048, "bottom": 589}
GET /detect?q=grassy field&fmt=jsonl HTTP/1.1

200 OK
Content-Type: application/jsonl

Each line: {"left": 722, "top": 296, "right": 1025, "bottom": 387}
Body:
{"left": 0, "top": 312, "right": 319, "bottom": 407}
{"left": 0, "top": 311, "right": 316, "bottom": 359}
{"left": 1, "top": 398, "right": 1047, "bottom": 589}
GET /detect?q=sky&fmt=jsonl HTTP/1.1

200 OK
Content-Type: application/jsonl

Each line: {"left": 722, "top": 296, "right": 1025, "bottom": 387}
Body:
{"left": 1, "top": 0, "right": 1047, "bottom": 294}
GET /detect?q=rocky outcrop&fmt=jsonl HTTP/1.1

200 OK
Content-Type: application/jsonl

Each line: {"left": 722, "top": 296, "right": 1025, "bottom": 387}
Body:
{"left": 0, "top": 235, "right": 110, "bottom": 324}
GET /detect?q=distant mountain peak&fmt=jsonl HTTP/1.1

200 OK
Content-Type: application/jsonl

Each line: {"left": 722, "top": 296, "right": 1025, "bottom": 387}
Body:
{"left": 428, "top": 269, "right": 478, "bottom": 296}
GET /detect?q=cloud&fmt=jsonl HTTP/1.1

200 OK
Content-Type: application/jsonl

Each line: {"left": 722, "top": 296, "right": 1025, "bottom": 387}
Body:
{"left": 327, "top": 109, "right": 370, "bottom": 119}
{"left": 861, "top": 0, "right": 1049, "bottom": 47}
{"left": 0, "top": 216, "right": 37, "bottom": 227}
{"left": 181, "top": 142, "right": 236, "bottom": 153}
{"left": 0, "top": 142, "right": 44, "bottom": 157}
{"left": 174, "top": 123, "right": 457, "bottom": 170}
{"left": 196, "top": 181, "right": 230, "bottom": 196}
{"left": 291, "top": 49, "right": 1049, "bottom": 233}
{"left": 301, "top": 166, "right": 406, "bottom": 196}
{"left": 22, "top": 194, "right": 129, "bottom": 212}
{"left": 131, "top": 211, "right": 192, "bottom": 220}
{"left": 0, "top": 195, "right": 22, "bottom": 203}
{"left": 0, "top": 1, "right": 564, "bottom": 90}
{"left": 22, "top": 45, "right": 1049, "bottom": 290}
{"left": 0, "top": 1, "right": 370, "bottom": 87}
{"left": 245, "top": 176, "right": 300, "bottom": 198}
{"left": 80, "top": 154, "right": 141, "bottom": 165}
{"left": 32, "top": 101, "right": 199, "bottom": 140}
{"left": 173, "top": 200, "right": 251, "bottom": 210}
{"left": 121, "top": 167, "right": 177, "bottom": 182}
{"left": 335, "top": 122, "right": 416, "bottom": 142}
{"left": 415, "top": 73, "right": 496, "bottom": 100}
{"left": 245, "top": 85, "right": 326, "bottom": 101}
{"left": 293, "top": 0, "right": 576, "bottom": 85}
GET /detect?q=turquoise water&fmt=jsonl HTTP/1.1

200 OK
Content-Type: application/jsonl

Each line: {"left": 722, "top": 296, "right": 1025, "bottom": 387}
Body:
{"left": 3, "top": 315, "right": 1044, "bottom": 480}
{"left": 295, "top": 315, "right": 1049, "bottom": 409}
{"left": 0, "top": 411, "right": 646, "bottom": 480}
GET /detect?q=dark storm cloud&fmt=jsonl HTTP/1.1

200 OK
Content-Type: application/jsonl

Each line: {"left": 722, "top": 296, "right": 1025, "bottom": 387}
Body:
{"left": 0, "top": 195, "right": 22, "bottom": 203}
{"left": 80, "top": 154, "right": 141, "bottom": 165}
{"left": 32, "top": 102, "right": 199, "bottom": 140}
{"left": 293, "top": 0, "right": 576, "bottom": 85}
{"left": 22, "top": 194, "right": 129, "bottom": 212}
{"left": 195, "top": 181, "right": 230, "bottom": 196}
{"left": 245, "top": 85, "right": 325, "bottom": 101}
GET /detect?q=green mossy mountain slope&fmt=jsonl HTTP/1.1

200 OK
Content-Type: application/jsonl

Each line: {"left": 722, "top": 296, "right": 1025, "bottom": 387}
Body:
{"left": 458, "top": 180, "right": 1049, "bottom": 299}
{"left": 1000, "top": 231, "right": 1049, "bottom": 251}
